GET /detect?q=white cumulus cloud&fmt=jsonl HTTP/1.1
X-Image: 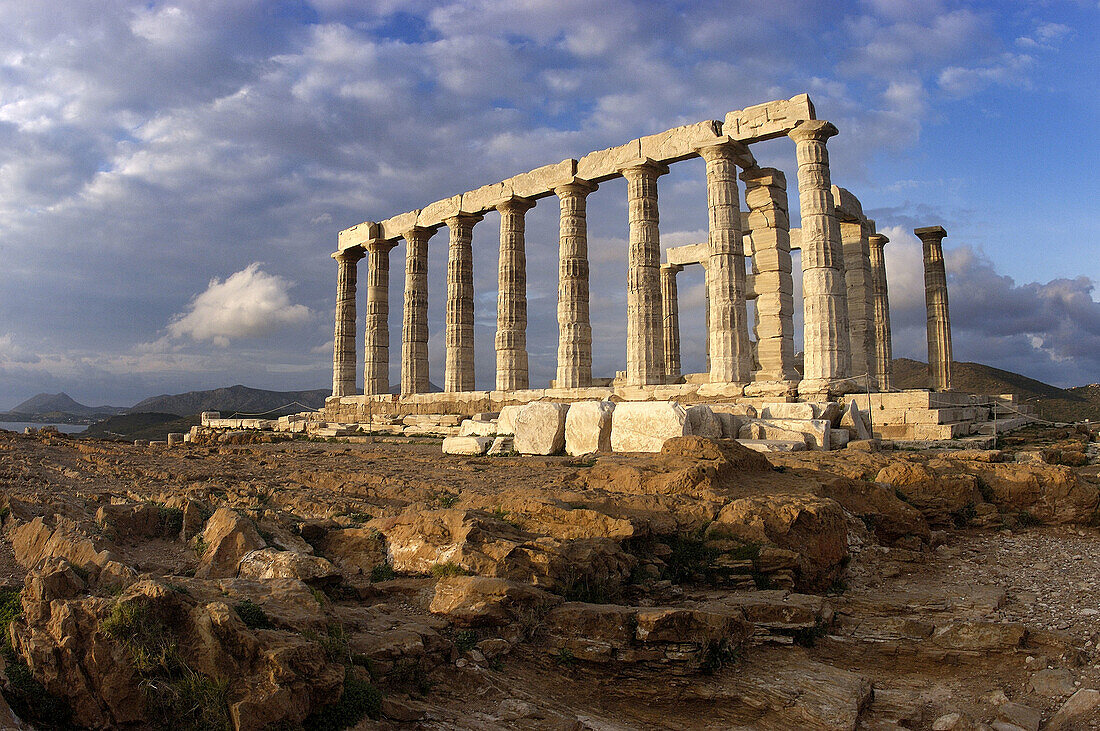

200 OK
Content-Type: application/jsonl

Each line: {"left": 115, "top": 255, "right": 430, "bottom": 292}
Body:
{"left": 166, "top": 263, "right": 311, "bottom": 347}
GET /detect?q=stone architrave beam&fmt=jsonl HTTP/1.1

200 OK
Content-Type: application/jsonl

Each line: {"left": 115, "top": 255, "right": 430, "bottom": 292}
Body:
{"left": 331, "top": 247, "right": 364, "bottom": 397}
{"left": 868, "top": 231, "right": 893, "bottom": 390}
{"left": 915, "top": 225, "right": 953, "bottom": 391}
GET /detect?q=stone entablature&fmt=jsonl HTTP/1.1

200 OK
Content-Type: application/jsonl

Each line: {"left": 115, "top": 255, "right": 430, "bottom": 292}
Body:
{"left": 330, "top": 93, "right": 946, "bottom": 406}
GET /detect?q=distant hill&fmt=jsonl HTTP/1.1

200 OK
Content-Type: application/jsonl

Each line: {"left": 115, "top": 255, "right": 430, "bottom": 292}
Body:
{"left": 892, "top": 358, "right": 1100, "bottom": 422}
{"left": 129, "top": 385, "right": 330, "bottom": 417}
{"left": 81, "top": 413, "right": 199, "bottom": 441}
{"left": 6, "top": 392, "right": 126, "bottom": 417}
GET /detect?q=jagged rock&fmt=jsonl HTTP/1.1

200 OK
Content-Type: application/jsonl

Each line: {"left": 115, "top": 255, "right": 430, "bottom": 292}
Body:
{"left": 1029, "top": 667, "right": 1076, "bottom": 697}
{"left": 1047, "top": 689, "right": 1100, "bottom": 730}
{"left": 875, "top": 462, "right": 984, "bottom": 527}
{"left": 564, "top": 400, "right": 614, "bottom": 456}
{"left": 956, "top": 462, "right": 1098, "bottom": 524}
{"left": 318, "top": 527, "right": 386, "bottom": 577}
{"left": 708, "top": 494, "right": 848, "bottom": 591}
{"left": 684, "top": 405, "right": 722, "bottom": 439}
{"left": 10, "top": 517, "right": 119, "bottom": 586}
{"left": 429, "top": 576, "right": 562, "bottom": 626}
{"left": 813, "top": 473, "right": 930, "bottom": 545}
{"left": 993, "top": 700, "right": 1040, "bottom": 731}
{"left": 237, "top": 548, "right": 340, "bottom": 585}
{"left": 195, "top": 508, "right": 266, "bottom": 579}
{"left": 95, "top": 503, "right": 164, "bottom": 540}
{"left": 0, "top": 693, "right": 26, "bottom": 730}
{"left": 930, "top": 621, "right": 1026, "bottom": 652}
{"left": 513, "top": 402, "right": 569, "bottom": 455}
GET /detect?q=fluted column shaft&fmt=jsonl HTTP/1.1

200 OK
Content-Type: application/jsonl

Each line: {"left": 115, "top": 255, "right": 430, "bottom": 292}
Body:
{"left": 401, "top": 228, "right": 432, "bottom": 395}
{"left": 363, "top": 241, "right": 396, "bottom": 395}
{"left": 622, "top": 161, "right": 667, "bottom": 386}
{"left": 444, "top": 214, "right": 481, "bottom": 393}
{"left": 660, "top": 264, "right": 682, "bottom": 378}
{"left": 789, "top": 121, "right": 850, "bottom": 395}
{"left": 741, "top": 167, "right": 799, "bottom": 388}
{"left": 916, "top": 226, "right": 953, "bottom": 391}
{"left": 495, "top": 198, "right": 534, "bottom": 391}
{"left": 555, "top": 180, "right": 597, "bottom": 388}
{"left": 868, "top": 233, "right": 893, "bottom": 390}
{"left": 699, "top": 142, "right": 751, "bottom": 384}
{"left": 331, "top": 248, "right": 364, "bottom": 397}
{"left": 840, "top": 219, "right": 878, "bottom": 388}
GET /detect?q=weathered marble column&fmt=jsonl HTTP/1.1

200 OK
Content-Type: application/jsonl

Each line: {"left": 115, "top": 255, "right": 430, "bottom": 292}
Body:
{"left": 698, "top": 142, "right": 752, "bottom": 385}
{"left": 363, "top": 240, "right": 397, "bottom": 396}
{"left": 788, "top": 121, "right": 851, "bottom": 396}
{"left": 554, "top": 180, "right": 598, "bottom": 388}
{"left": 621, "top": 159, "right": 668, "bottom": 386}
{"left": 495, "top": 197, "right": 534, "bottom": 391}
{"left": 444, "top": 214, "right": 482, "bottom": 393}
{"left": 400, "top": 227, "right": 433, "bottom": 395}
{"left": 915, "top": 225, "right": 953, "bottom": 391}
{"left": 660, "top": 263, "right": 683, "bottom": 378}
{"left": 741, "top": 167, "right": 799, "bottom": 395}
{"left": 840, "top": 217, "right": 878, "bottom": 389}
{"left": 331, "top": 247, "right": 364, "bottom": 397}
{"left": 868, "top": 232, "right": 893, "bottom": 391}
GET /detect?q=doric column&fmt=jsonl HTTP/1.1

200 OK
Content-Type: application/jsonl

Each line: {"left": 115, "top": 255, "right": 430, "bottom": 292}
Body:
{"left": 363, "top": 240, "right": 397, "bottom": 395}
{"left": 331, "top": 247, "right": 364, "bottom": 397}
{"left": 400, "top": 227, "right": 433, "bottom": 395}
{"left": 495, "top": 197, "right": 534, "bottom": 391}
{"left": 741, "top": 167, "right": 799, "bottom": 395}
{"left": 868, "top": 232, "right": 893, "bottom": 391}
{"left": 444, "top": 214, "right": 482, "bottom": 393}
{"left": 621, "top": 159, "right": 668, "bottom": 386}
{"left": 915, "top": 225, "right": 953, "bottom": 391}
{"left": 554, "top": 180, "right": 598, "bottom": 388}
{"left": 840, "top": 217, "right": 878, "bottom": 389}
{"left": 788, "top": 121, "right": 851, "bottom": 396}
{"left": 698, "top": 142, "right": 752, "bottom": 385}
{"left": 660, "top": 264, "right": 683, "bottom": 378}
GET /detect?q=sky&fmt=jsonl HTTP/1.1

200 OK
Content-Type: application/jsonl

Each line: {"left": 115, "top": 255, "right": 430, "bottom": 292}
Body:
{"left": 0, "top": 0, "right": 1097, "bottom": 409}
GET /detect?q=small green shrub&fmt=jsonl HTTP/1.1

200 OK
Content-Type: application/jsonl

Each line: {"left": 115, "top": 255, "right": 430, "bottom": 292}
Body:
{"left": 700, "top": 639, "right": 738, "bottom": 674}
{"left": 234, "top": 599, "right": 273, "bottom": 630}
{"left": 452, "top": 630, "right": 478, "bottom": 654}
{"left": 369, "top": 563, "right": 395, "bottom": 582}
{"left": 555, "top": 647, "right": 576, "bottom": 667}
{"left": 950, "top": 502, "right": 977, "bottom": 528}
{"left": 301, "top": 668, "right": 380, "bottom": 730}
{"left": 158, "top": 506, "right": 185, "bottom": 535}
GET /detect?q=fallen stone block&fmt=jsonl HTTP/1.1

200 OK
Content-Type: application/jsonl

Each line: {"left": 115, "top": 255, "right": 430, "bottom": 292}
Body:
{"left": 610, "top": 401, "right": 689, "bottom": 453}
{"left": 496, "top": 405, "right": 524, "bottom": 435}
{"left": 685, "top": 404, "right": 722, "bottom": 439}
{"left": 841, "top": 401, "right": 872, "bottom": 440}
{"left": 459, "top": 419, "right": 498, "bottom": 437}
{"left": 830, "top": 428, "right": 850, "bottom": 448}
{"left": 564, "top": 400, "right": 614, "bottom": 456}
{"left": 737, "top": 439, "right": 806, "bottom": 453}
{"left": 1047, "top": 688, "right": 1100, "bottom": 730}
{"left": 442, "top": 436, "right": 493, "bottom": 456}
{"left": 487, "top": 435, "right": 514, "bottom": 456}
{"left": 513, "top": 402, "right": 568, "bottom": 455}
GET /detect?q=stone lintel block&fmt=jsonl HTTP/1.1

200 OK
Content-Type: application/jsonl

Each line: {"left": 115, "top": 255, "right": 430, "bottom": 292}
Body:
{"left": 695, "top": 382, "right": 747, "bottom": 399}
{"left": 442, "top": 435, "right": 493, "bottom": 456}
{"left": 639, "top": 119, "right": 722, "bottom": 164}
{"left": 514, "top": 402, "right": 569, "bottom": 455}
{"left": 508, "top": 159, "right": 578, "bottom": 199}
{"left": 666, "top": 242, "right": 710, "bottom": 267}
{"left": 417, "top": 194, "right": 465, "bottom": 228}
{"left": 379, "top": 210, "right": 429, "bottom": 240}
{"left": 338, "top": 221, "right": 380, "bottom": 250}
{"left": 564, "top": 400, "right": 615, "bottom": 456}
{"left": 723, "top": 94, "right": 816, "bottom": 143}
{"left": 610, "top": 401, "right": 689, "bottom": 453}
{"left": 462, "top": 181, "right": 509, "bottom": 212}
{"left": 577, "top": 139, "right": 642, "bottom": 182}
{"left": 831, "top": 185, "right": 864, "bottom": 222}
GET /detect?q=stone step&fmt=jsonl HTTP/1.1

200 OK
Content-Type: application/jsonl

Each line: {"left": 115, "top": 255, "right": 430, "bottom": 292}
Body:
{"left": 975, "top": 417, "right": 1033, "bottom": 435}
{"left": 736, "top": 439, "right": 806, "bottom": 453}
{"left": 874, "top": 422, "right": 974, "bottom": 440}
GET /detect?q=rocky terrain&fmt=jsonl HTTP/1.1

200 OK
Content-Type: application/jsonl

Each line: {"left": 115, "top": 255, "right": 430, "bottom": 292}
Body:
{"left": 0, "top": 424, "right": 1097, "bottom": 730}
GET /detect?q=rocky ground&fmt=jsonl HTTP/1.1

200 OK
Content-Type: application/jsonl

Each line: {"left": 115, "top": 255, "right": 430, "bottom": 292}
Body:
{"left": 0, "top": 424, "right": 1097, "bottom": 730}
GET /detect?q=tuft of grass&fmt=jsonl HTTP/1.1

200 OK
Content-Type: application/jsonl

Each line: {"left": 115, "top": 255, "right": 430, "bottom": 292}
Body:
{"left": 555, "top": 647, "right": 576, "bottom": 667}
{"left": 234, "top": 599, "right": 273, "bottom": 630}
{"left": 700, "top": 639, "right": 738, "bottom": 674}
{"left": 158, "top": 506, "right": 184, "bottom": 535}
{"left": 452, "top": 630, "right": 478, "bottom": 654}
{"left": 301, "top": 667, "right": 381, "bottom": 730}
{"left": 950, "top": 502, "right": 977, "bottom": 528}
{"left": 1016, "top": 510, "right": 1042, "bottom": 528}
{"left": 429, "top": 563, "right": 467, "bottom": 578}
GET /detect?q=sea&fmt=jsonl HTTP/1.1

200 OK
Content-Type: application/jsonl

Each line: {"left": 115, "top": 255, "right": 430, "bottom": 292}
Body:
{"left": 0, "top": 422, "right": 87, "bottom": 435}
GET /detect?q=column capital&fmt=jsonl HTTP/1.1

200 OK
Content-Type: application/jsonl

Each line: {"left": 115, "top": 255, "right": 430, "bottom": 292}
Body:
{"left": 553, "top": 178, "right": 598, "bottom": 197}
{"left": 332, "top": 246, "right": 365, "bottom": 263}
{"left": 399, "top": 225, "right": 436, "bottom": 242}
{"left": 914, "top": 225, "right": 947, "bottom": 243}
{"left": 868, "top": 233, "right": 890, "bottom": 247}
{"left": 444, "top": 213, "right": 484, "bottom": 228}
{"left": 787, "top": 119, "right": 838, "bottom": 144}
{"left": 617, "top": 157, "right": 670, "bottom": 178}
{"left": 365, "top": 239, "right": 398, "bottom": 254}
{"left": 695, "top": 138, "right": 754, "bottom": 167}
{"left": 494, "top": 195, "right": 536, "bottom": 214}
{"left": 739, "top": 166, "right": 787, "bottom": 188}
{"left": 660, "top": 262, "right": 684, "bottom": 274}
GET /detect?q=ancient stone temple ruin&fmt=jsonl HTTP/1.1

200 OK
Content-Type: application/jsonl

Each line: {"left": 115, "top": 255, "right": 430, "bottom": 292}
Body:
{"left": 302, "top": 93, "right": 1033, "bottom": 452}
